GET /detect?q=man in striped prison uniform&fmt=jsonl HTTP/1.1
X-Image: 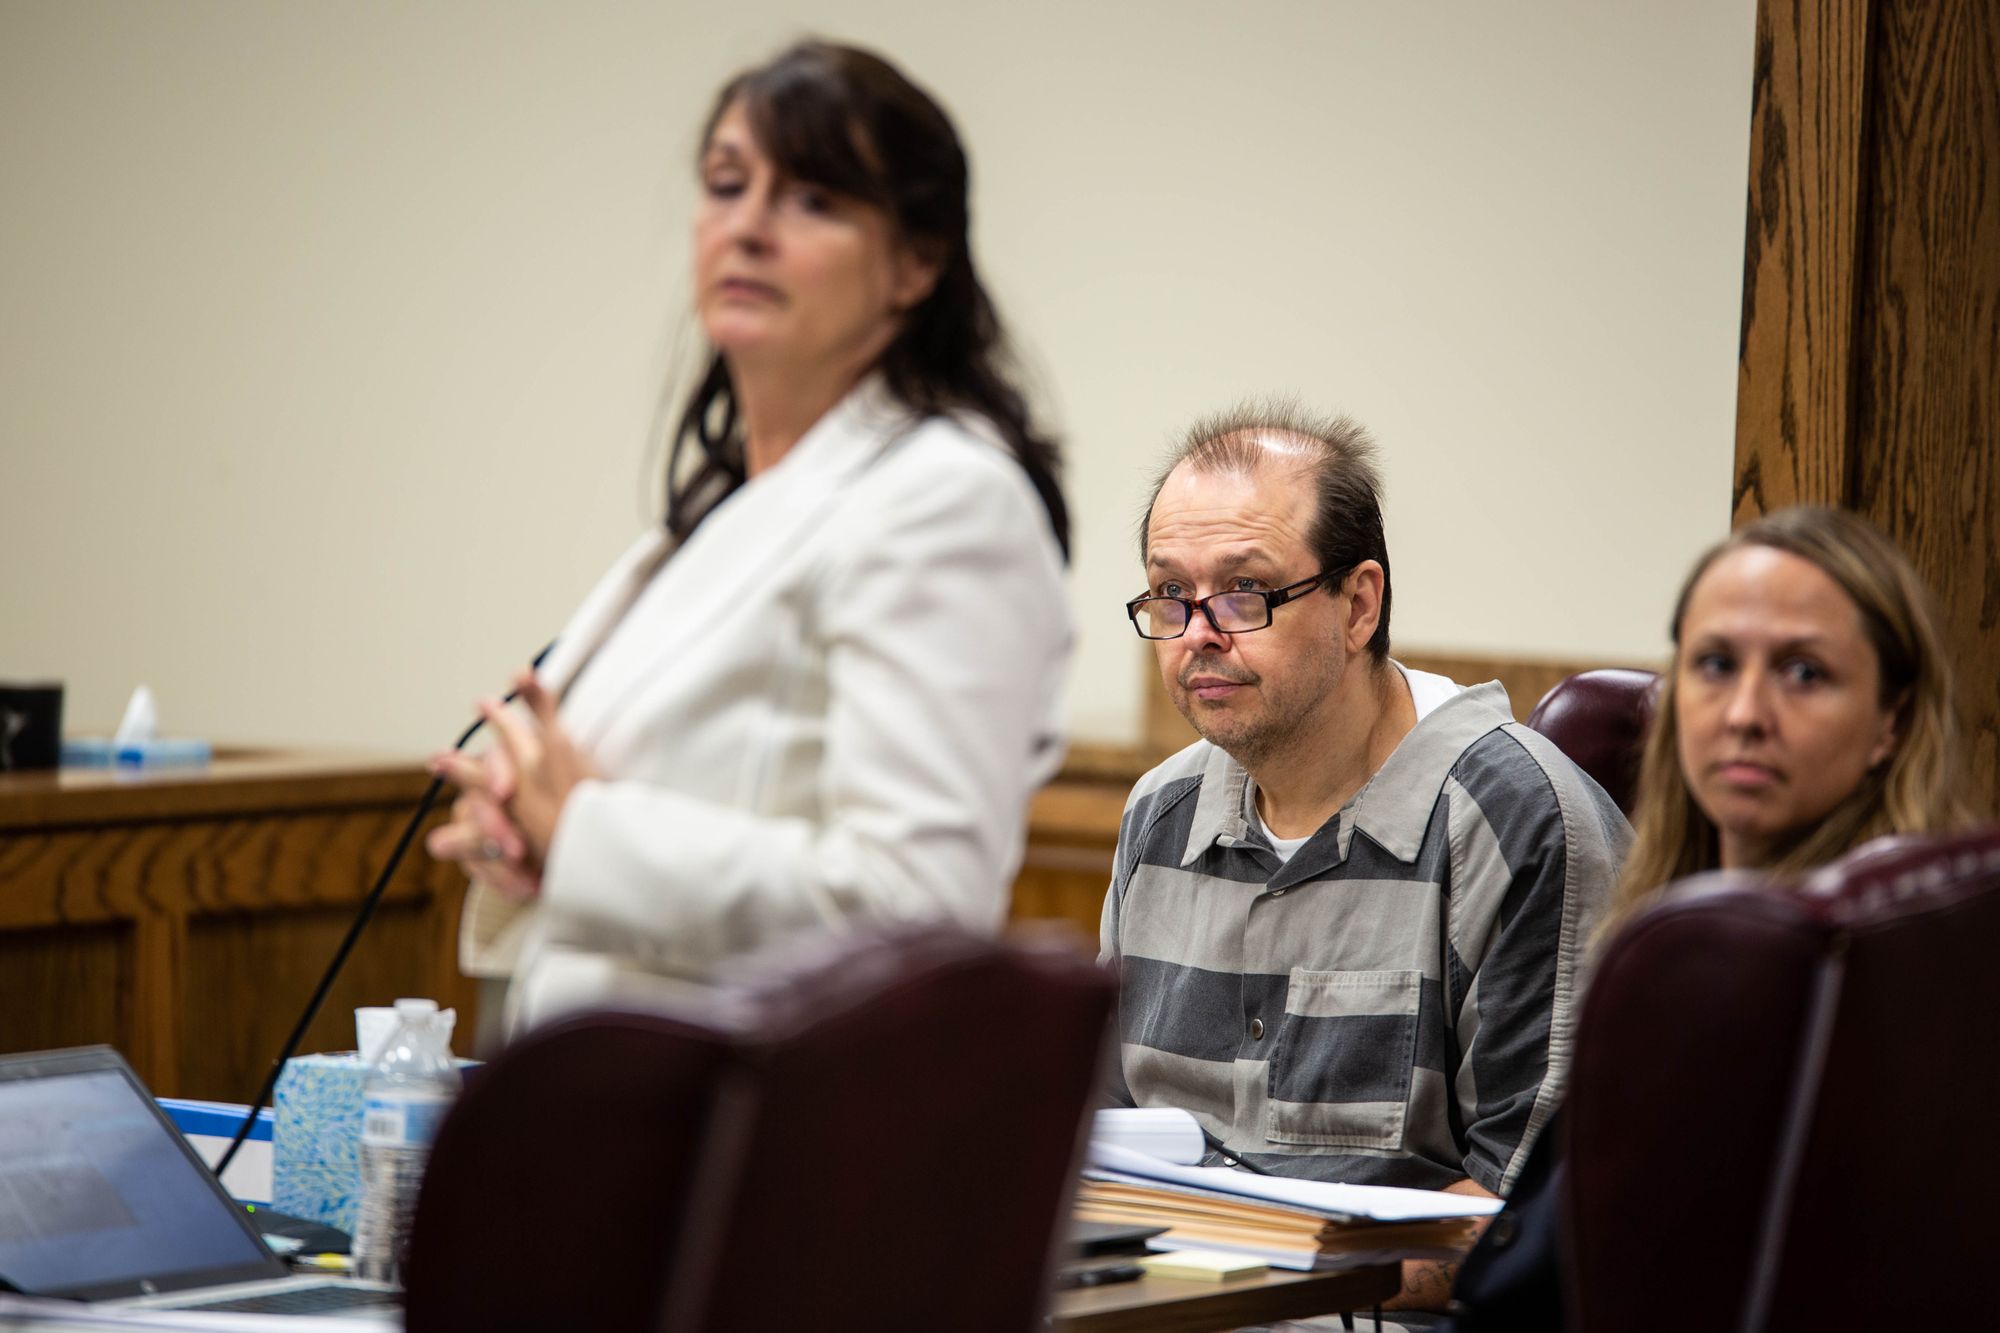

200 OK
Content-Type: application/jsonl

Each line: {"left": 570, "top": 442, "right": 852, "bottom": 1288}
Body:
{"left": 1102, "top": 403, "right": 1629, "bottom": 1323}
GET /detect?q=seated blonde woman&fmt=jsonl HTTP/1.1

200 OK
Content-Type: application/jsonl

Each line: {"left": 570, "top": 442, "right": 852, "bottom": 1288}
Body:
{"left": 1442, "top": 504, "right": 1971, "bottom": 1333}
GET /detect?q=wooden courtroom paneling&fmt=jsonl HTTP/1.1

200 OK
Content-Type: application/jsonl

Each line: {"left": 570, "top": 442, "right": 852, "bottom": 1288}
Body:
{"left": 1732, "top": 0, "right": 1873, "bottom": 518}
{"left": 1012, "top": 759, "right": 1136, "bottom": 943}
{"left": 0, "top": 753, "right": 477, "bottom": 1100}
{"left": 1736, "top": 0, "right": 2000, "bottom": 815}
{"left": 182, "top": 899, "right": 441, "bottom": 1106}
{"left": 0, "top": 924, "right": 125, "bottom": 1056}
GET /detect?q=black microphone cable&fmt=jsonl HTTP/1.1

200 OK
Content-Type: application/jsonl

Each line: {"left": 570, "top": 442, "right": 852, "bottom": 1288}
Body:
{"left": 211, "top": 643, "right": 555, "bottom": 1181}
{"left": 1200, "top": 1127, "right": 1272, "bottom": 1175}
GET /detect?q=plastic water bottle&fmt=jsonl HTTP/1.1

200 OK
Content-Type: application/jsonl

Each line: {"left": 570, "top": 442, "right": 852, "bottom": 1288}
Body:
{"left": 351, "top": 997, "right": 460, "bottom": 1284}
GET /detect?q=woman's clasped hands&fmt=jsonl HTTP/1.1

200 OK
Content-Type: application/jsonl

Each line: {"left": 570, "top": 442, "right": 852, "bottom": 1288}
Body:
{"left": 426, "top": 670, "right": 599, "bottom": 901}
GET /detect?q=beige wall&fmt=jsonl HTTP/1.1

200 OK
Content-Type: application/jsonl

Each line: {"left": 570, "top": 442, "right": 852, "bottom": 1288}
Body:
{"left": 0, "top": 1, "right": 1755, "bottom": 753}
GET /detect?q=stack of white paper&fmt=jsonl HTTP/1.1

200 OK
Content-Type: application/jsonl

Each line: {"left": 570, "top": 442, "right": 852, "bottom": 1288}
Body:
{"left": 1089, "top": 1107, "right": 1206, "bottom": 1165}
{"left": 1087, "top": 1141, "right": 1504, "bottom": 1223}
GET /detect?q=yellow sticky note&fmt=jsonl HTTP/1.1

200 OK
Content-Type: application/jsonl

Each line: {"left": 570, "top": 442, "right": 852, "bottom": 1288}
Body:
{"left": 1138, "top": 1249, "right": 1270, "bottom": 1282}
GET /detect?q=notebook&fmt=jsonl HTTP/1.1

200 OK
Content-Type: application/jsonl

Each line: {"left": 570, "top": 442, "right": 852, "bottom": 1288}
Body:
{"left": 0, "top": 1046, "right": 398, "bottom": 1319}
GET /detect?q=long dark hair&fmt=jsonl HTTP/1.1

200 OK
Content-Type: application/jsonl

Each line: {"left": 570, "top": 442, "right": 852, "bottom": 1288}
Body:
{"left": 665, "top": 41, "right": 1068, "bottom": 558}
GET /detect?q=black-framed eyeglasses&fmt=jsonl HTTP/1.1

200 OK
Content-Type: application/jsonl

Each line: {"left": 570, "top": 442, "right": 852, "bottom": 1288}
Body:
{"left": 1125, "top": 568, "right": 1349, "bottom": 641}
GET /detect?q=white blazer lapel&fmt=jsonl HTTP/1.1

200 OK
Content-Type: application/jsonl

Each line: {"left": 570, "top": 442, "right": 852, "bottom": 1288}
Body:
{"left": 555, "top": 378, "right": 916, "bottom": 751}
{"left": 459, "top": 527, "right": 675, "bottom": 981}
{"left": 534, "top": 528, "right": 678, "bottom": 701}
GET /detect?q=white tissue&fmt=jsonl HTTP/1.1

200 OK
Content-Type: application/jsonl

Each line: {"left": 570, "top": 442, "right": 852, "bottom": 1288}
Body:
{"left": 113, "top": 684, "right": 157, "bottom": 747}
{"left": 355, "top": 1008, "right": 397, "bottom": 1064}
{"left": 356, "top": 1004, "right": 457, "bottom": 1064}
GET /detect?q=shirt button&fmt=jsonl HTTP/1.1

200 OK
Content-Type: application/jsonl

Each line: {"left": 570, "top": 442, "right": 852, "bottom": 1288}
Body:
{"left": 1249, "top": 1018, "right": 1265, "bottom": 1040}
{"left": 1270, "top": 888, "right": 1287, "bottom": 898}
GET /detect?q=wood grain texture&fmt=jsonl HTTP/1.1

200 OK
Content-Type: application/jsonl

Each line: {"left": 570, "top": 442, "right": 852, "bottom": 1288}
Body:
{"left": 1736, "top": 0, "right": 2000, "bottom": 814}
{"left": 1847, "top": 0, "right": 2000, "bottom": 813}
{"left": 1397, "top": 652, "right": 1655, "bottom": 723}
{"left": 1048, "top": 1261, "right": 1401, "bottom": 1332}
{"left": 1009, "top": 777, "right": 1134, "bottom": 942}
{"left": 0, "top": 924, "right": 123, "bottom": 1058}
{"left": 0, "top": 751, "right": 441, "bottom": 830}
{"left": 1734, "top": 0, "right": 1875, "bottom": 523}
{"left": 0, "top": 753, "right": 476, "bottom": 1099}
{"left": 183, "top": 898, "right": 442, "bottom": 1102}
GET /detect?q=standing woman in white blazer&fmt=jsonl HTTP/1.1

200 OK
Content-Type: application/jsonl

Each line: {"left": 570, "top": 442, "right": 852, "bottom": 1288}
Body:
{"left": 428, "top": 41, "right": 1072, "bottom": 1035}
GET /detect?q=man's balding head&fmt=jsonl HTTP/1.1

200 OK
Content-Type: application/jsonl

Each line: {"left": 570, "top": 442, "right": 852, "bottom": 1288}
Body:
{"left": 1139, "top": 400, "right": 1392, "bottom": 661}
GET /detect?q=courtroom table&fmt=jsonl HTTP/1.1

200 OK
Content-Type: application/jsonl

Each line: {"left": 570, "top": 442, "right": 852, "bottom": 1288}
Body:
{"left": 0, "top": 750, "right": 476, "bottom": 1101}
{"left": 1049, "top": 1260, "right": 1401, "bottom": 1332}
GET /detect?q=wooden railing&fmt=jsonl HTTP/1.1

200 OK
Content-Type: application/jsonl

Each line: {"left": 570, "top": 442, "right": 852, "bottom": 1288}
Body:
{"left": 0, "top": 751, "right": 474, "bottom": 1101}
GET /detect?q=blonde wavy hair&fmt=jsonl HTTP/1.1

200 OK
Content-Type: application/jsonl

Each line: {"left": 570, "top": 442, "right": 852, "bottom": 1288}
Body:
{"left": 1602, "top": 506, "right": 1970, "bottom": 939}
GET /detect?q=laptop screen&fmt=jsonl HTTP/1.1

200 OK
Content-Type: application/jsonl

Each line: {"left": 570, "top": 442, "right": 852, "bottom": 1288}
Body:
{"left": 0, "top": 1049, "right": 283, "bottom": 1299}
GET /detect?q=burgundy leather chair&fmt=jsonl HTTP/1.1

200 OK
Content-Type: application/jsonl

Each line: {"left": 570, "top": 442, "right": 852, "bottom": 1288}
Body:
{"left": 402, "top": 1006, "right": 730, "bottom": 1332}
{"left": 402, "top": 925, "right": 1116, "bottom": 1333}
{"left": 1562, "top": 827, "right": 2000, "bottom": 1332}
{"left": 1525, "top": 668, "right": 1658, "bottom": 814}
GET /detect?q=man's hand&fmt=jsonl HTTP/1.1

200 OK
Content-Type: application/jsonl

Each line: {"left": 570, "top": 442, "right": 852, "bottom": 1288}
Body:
{"left": 1383, "top": 1176, "right": 1498, "bottom": 1312}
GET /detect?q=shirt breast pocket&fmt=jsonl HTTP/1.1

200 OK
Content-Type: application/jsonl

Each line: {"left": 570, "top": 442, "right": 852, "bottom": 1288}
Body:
{"left": 1263, "top": 968, "right": 1422, "bottom": 1151}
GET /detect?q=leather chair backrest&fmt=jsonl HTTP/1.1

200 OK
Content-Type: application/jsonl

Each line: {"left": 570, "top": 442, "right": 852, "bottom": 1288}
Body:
{"left": 659, "top": 926, "right": 1117, "bottom": 1333}
{"left": 401, "top": 1010, "right": 732, "bottom": 1332}
{"left": 402, "top": 924, "right": 1115, "bottom": 1333}
{"left": 1525, "top": 668, "right": 1658, "bottom": 814}
{"left": 1562, "top": 827, "right": 2000, "bottom": 1332}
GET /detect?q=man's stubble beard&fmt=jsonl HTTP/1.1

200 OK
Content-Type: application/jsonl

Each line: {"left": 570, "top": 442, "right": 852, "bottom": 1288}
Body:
{"left": 1173, "top": 649, "right": 1345, "bottom": 774}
